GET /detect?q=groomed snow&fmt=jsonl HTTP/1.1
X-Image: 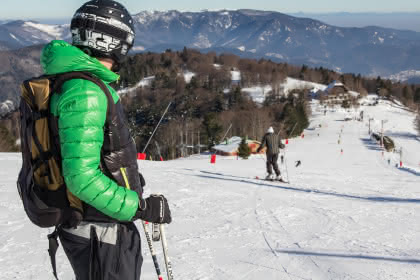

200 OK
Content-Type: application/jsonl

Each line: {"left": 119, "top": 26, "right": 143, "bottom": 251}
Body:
{"left": 241, "top": 78, "right": 327, "bottom": 103}
{"left": 231, "top": 70, "right": 241, "bottom": 81}
{"left": 242, "top": 85, "right": 273, "bottom": 103}
{"left": 1, "top": 100, "right": 420, "bottom": 279}
{"left": 118, "top": 76, "right": 155, "bottom": 95}
{"left": 183, "top": 71, "right": 196, "bottom": 83}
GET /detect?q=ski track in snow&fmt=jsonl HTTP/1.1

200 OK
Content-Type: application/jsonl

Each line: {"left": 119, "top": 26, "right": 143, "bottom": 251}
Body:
{"left": 1, "top": 100, "right": 420, "bottom": 279}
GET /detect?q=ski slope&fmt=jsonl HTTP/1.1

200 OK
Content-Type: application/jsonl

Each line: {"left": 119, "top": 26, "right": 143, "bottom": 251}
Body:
{"left": 0, "top": 100, "right": 419, "bottom": 279}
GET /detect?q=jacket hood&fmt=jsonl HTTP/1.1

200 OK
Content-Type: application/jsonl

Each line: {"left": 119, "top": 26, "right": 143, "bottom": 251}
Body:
{"left": 40, "top": 40, "right": 119, "bottom": 83}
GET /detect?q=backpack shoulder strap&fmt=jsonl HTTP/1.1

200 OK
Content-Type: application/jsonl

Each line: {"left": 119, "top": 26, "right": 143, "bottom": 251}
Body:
{"left": 52, "top": 71, "right": 120, "bottom": 150}
{"left": 52, "top": 72, "right": 116, "bottom": 122}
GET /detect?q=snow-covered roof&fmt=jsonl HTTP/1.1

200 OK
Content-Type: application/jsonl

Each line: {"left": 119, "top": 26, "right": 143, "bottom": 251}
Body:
{"left": 213, "top": 136, "right": 258, "bottom": 153}
{"left": 326, "top": 80, "right": 345, "bottom": 90}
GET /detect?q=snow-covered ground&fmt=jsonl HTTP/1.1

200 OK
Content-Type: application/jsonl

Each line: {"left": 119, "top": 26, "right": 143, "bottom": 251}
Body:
{"left": 231, "top": 70, "right": 241, "bottom": 82}
{"left": 282, "top": 77, "right": 327, "bottom": 95}
{"left": 242, "top": 85, "right": 273, "bottom": 103}
{"left": 118, "top": 76, "right": 156, "bottom": 95}
{"left": 0, "top": 100, "right": 15, "bottom": 117}
{"left": 183, "top": 71, "right": 196, "bottom": 83}
{"left": 1, "top": 100, "right": 419, "bottom": 280}
{"left": 242, "top": 77, "right": 327, "bottom": 103}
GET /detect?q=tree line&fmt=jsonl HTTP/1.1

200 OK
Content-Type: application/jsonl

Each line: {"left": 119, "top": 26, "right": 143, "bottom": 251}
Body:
{"left": 1, "top": 47, "right": 420, "bottom": 153}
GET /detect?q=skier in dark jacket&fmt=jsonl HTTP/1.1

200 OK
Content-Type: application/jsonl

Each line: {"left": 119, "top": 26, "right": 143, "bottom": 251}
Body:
{"left": 257, "top": 127, "right": 285, "bottom": 181}
{"left": 42, "top": 1, "right": 171, "bottom": 279}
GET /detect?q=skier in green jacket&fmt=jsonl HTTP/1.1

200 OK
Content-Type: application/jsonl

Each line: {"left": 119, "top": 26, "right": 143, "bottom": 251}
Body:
{"left": 42, "top": 1, "right": 171, "bottom": 279}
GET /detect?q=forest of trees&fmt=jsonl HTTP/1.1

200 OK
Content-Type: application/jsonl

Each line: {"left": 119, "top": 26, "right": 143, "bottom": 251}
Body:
{"left": 117, "top": 48, "right": 420, "bottom": 159}
{"left": 118, "top": 48, "right": 316, "bottom": 160}
{"left": 1, "top": 48, "right": 420, "bottom": 153}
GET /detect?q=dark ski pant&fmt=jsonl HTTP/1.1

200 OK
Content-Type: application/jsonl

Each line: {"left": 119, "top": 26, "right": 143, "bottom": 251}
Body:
{"left": 59, "top": 221, "right": 143, "bottom": 280}
{"left": 266, "top": 153, "right": 281, "bottom": 176}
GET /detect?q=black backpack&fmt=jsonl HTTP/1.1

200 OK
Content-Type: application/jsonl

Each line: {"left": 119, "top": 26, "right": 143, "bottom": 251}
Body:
{"left": 17, "top": 71, "right": 116, "bottom": 279}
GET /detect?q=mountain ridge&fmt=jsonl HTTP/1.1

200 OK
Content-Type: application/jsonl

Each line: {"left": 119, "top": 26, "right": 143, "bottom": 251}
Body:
{"left": 0, "top": 10, "right": 419, "bottom": 80}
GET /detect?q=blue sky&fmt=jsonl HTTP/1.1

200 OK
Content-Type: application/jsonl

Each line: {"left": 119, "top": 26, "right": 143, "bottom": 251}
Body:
{"left": 2, "top": 0, "right": 420, "bottom": 19}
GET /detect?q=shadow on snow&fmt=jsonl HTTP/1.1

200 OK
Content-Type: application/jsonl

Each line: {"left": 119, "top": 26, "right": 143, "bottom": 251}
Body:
{"left": 360, "top": 137, "right": 383, "bottom": 151}
{"left": 195, "top": 171, "right": 420, "bottom": 204}
{"left": 398, "top": 166, "right": 420, "bottom": 177}
{"left": 276, "top": 249, "right": 420, "bottom": 264}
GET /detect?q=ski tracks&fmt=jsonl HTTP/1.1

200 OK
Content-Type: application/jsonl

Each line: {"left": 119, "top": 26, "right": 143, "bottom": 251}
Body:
{"left": 253, "top": 188, "right": 328, "bottom": 280}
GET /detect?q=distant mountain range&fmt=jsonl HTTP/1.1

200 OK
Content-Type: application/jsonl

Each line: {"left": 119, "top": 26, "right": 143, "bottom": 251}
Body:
{"left": 132, "top": 10, "right": 420, "bottom": 76}
{"left": 1, "top": 9, "right": 420, "bottom": 112}
{"left": 1, "top": 10, "right": 420, "bottom": 77}
{"left": 387, "top": 70, "right": 420, "bottom": 84}
{"left": 0, "top": 44, "right": 43, "bottom": 110}
{"left": 0, "top": 20, "right": 70, "bottom": 50}
{"left": 291, "top": 12, "right": 420, "bottom": 32}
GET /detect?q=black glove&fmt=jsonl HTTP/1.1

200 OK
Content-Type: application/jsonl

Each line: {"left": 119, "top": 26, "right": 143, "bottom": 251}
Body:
{"left": 280, "top": 143, "right": 285, "bottom": 149}
{"left": 61, "top": 207, "right": 83, "bottom": 229}
{"left": 135, "top": 194, "right": 172, "bottom": 224}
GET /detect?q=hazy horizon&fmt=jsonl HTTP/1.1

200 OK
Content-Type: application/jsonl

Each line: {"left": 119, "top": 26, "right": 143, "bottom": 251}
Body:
{"left": 2, "top": 0, "right": 420, "bottom": 19}
{"left": 3, "top": 10, "right": 420, "bottom": 33}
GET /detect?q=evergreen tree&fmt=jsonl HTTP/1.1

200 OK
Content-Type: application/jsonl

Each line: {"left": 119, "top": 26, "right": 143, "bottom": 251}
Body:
{"left": 212, "top": 92, "right": 225, "bottom": 112}
{"left": 202, "top": 113, "right": 223, "bottom": 149}
{"left": 414, "top": 88, "right": 420, "bottom": 104}
{"left": 238, "top": 137, "right": 251, "bottom": 159}
{"left": 228, "top": 86, "right": 243, "bottom": 109}
{"left": 341, "top": 100, "right": 350, "bottom": 109}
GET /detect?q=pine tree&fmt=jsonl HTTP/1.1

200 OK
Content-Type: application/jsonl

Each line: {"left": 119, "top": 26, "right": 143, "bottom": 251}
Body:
{"left": 202, "top": 113, "right": 223, "bottom": 149}
{"left": 238, "top": 137, "right": 251, "bottom": 159}
{"left": 414, "top": 88, "right": 420, "bottom": 104}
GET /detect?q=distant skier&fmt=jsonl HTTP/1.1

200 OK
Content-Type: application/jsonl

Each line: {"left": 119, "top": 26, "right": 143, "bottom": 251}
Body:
{"left": 295, "top": 160, "right": 301, "bottom": 168}
{"left": 257, "top": 127, "right": 285, "bottom": 181}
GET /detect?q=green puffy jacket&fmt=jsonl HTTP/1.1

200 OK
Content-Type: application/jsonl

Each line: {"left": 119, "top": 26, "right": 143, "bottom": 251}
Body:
{"left": 42, "top": 40, "right": 139, "bottom": 221}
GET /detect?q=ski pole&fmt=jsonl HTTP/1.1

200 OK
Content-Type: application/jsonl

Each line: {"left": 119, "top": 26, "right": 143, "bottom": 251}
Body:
{"left": 258, "top": 153, "right": 266, "bottom": 163}
{"left": 283, "top": 150, "right": 290, "bottom": 183}
{"left": 142, "top": 221, "right": 164, "bottom": 280}
{"left": 121, "top": 168, "right": 164, "bottom": 280}
{"left": 160, "top": 224, "right": 174, "bottom": 280}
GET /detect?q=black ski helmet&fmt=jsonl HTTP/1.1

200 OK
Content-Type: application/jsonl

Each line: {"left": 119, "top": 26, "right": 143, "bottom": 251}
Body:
{"left": 70, "top": 0, "right": 135, "bottom": 65}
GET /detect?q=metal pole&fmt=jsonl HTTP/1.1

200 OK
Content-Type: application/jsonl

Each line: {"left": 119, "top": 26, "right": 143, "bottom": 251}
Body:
{"left": 198, "top": 131, "right": 201, "bottom": 155}
{"left": 221, "top": 123, "right": 233, "bottom": 142}
{"left": 180, "top": 130, "right": 183, "bottom": 157}
{"left": 381, "top": 120, "right": 384, "bottom": 147}
{"left": 185, "top": 125, "right": 188, "bottom": 157}
{"left": 142, "top": 102, "right": 172, "bottom": 154}
{"left": 142, "top": 222, "right": 164, "bottom": 280}
{"left": 155, "top": 141, "right": 162, "bottom": 160}
{"left": 400, "top": 148, "right": 403, "bottom": 167}
{"left": 191, "top": 128, "right": 194, "bottom": 154}
{"left": 160, "top": 224, "right": 174, "bottom": 280}
{"left": 288, "top": 122, "right": 298, "bottom": 138}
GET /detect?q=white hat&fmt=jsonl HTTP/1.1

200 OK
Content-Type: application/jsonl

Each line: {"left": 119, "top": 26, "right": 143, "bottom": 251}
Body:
{"left": 267, "top": 127, "right": 274, "bottom": 134}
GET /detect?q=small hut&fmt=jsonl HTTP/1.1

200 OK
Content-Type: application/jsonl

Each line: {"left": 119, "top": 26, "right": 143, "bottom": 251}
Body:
{"left": 212, "top": 136, "right": 262, "bottom": 156}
